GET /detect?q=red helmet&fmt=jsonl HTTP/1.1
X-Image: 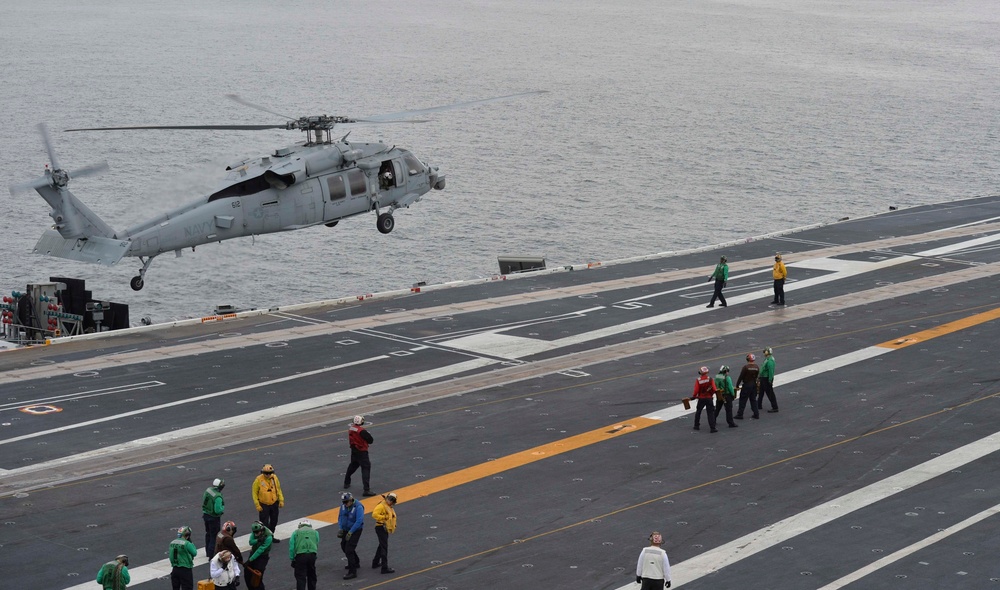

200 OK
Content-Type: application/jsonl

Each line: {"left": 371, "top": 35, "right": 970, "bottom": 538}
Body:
{"left": 698, "top": 366, "right": 709, "bottom": 375}
{"left": 222, "top": 521, "right": 237, "bottom": 534}
{"left": 746, "top": 353, "right": 755, "bottom": 362}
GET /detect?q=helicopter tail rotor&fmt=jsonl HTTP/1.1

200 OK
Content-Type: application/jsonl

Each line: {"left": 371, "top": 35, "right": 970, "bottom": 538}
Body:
{"left": 11, "top": 123, "right": 115, "bottom": 240}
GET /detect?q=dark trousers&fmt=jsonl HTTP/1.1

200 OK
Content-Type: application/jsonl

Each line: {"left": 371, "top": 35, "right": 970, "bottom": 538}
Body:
{"left": 714, "top": 395, "right": 736, "bottom": 426}
{"left": 693, "top": 398, "right": 716, "bottom": 430}
{"left": 341, "top": 528, "right": 363, "bottom": 572}
{"left": 170, "top": 566, "right": 193, "bottom": 590}
{"left": 737, "top": 383, "right": 759, "bottom": 418}
{"left": 246, "top": 553, "right": 269, "bottom": 590}
{"left": 259, "top": 503, "right": 280, "bottom": 537}
{"left": 373, "top": 525, "right": 390, "bottom": 569}
{"left": 203, "top": 514, "right": 221, "bottom": 557}
{"left": 709, "top": 279, "right": 726, "bottom": 306}
{"left": 773, "top": 279, "right": 785, "bottom": 304}
{"left": 293, "top": 552, "right": 317, "bottom": 590}
{"left": 345, "top": 449, "right": 371, "bottom": 491}
{"left": 640, "top": 578, "right": 666, "bottom": 590}
{"left": 758, "top": 379, "right": 778, "bottom": 411}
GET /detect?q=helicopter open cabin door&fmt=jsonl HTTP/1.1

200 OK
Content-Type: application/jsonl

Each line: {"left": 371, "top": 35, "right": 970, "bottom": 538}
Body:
{"left": 324, "top": 173, "right": 349, "bottom": 225}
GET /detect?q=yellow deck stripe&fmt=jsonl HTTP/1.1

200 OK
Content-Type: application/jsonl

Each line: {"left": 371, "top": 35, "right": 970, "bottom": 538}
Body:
{"left": 311, "top": 307, "right": 1000, "bottom": 523}
{"left": 876, "top": 306, "right": 1000, "bottom": 349}
{"left": 309, "top": 416, "right": 662, "bottom": 522}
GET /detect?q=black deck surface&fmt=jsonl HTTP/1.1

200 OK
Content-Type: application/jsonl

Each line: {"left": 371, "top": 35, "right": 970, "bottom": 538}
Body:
{"left": 2, "top": 195, "right": 1000, "bottom": 589}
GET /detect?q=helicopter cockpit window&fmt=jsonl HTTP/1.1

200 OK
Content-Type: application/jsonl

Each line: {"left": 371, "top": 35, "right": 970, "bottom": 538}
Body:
{"left": 403, "top": 153, "right": 424, "bottom": 176}
{"left": 208, "top": 175, "right": 271, "bottom": 202}
{"left": 347, "top": 169, "right": 367, "bottom": 197}
{"left": 327, "top": 175, "right": 347, "bottom": 201}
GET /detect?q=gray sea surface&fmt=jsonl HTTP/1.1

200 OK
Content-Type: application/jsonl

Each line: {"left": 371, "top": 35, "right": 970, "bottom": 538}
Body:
{"left": 2, "top": 0, "right": 998, "bottom": 323}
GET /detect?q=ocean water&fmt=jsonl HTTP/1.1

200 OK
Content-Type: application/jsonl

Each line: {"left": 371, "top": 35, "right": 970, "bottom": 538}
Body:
{"left": 2, "top": 0, "right": 997, "bottom": 322}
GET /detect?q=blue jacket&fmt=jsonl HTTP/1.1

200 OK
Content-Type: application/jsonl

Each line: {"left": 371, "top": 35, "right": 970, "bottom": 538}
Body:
{"left": 338, "top": 501, "right": 364, "bottom": 534}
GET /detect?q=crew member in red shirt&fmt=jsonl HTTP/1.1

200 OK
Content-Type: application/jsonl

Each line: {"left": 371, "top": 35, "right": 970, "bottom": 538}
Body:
{"left": 692, "top": 366, "right": 718, "bottom": 433}
{"left": 344, "top": 415, "right": 376, "bottom": 497}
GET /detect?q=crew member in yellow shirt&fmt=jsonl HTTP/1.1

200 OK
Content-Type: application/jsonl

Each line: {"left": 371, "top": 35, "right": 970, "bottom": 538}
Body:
{"left": 371, "top": 492, "right": 398, "bottom": 574}
{"left": 771, "top": 253, "right": 787, "bottom": 305}
{"left": 252, "top": 464, "right": 285, "bottom": 542}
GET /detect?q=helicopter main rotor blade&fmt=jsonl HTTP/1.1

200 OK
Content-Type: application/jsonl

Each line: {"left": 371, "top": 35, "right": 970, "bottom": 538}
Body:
{"left": 362, "top": 90, "right": 548, "bottom": 122}
{"left": 65, "top": 124, "right": 288, "bottom": 132}
{"left": 37, "top": 123, "right": 62, "bottom": 171}
{"left": 69, "top": 161, "right": 110, "bottom": 180}
{"left": 225, "top": 94, "right": 296, "bottom": 120}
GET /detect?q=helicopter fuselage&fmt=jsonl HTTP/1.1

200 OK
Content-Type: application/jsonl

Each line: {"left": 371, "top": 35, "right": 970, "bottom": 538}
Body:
{"left": 120, "top": 140, "right": 443, "bottom": 258}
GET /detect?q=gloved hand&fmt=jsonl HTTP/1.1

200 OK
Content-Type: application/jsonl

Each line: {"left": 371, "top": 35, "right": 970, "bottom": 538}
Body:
{"left": 665, "top": 581, "right": 671, "bottom": 588}
{"left": 254, "top": 504, "right": 262, "bottom": 513}
{"left": 723, "top": 281, "right": 727, "bottom": 288}
{"left": 337, "top": 529, "right": 346, "bottom": 538}
{"left": 234, "top": 575, "right": 241, "bottom": 588}
{"left": 345, "top": 532, "right": 353, "bottom": 541}
{"left": 636, "top": 576, "right": 642, "bottom": 584}
{"left": 291, "top": 560, "right": 296, "bottom": 568}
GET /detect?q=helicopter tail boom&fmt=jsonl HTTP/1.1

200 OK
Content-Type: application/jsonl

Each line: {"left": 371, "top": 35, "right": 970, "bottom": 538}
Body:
{"left": 33, "top": 229, "right": 129, "bottom": 266}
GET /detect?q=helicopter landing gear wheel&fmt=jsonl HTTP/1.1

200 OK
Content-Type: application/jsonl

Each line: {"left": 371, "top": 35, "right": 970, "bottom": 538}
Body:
{"left": 377, "top": 213, "right": 395, "bottom": 234}
{"left": 130, "top": 276, "right": 144, "bottom": 291}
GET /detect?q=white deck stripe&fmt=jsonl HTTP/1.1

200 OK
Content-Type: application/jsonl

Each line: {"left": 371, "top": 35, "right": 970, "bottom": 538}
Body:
{"left": 3, "top": 357, "right": 495, "bottom": 476}
{"left": 815, "top": 503, "right": 1000, "bottom": 589}
{"left": 613, "top": 433, "right": 1000, "bottom": 589}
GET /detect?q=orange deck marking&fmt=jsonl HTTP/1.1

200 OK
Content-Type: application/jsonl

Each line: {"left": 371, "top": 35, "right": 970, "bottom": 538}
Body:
{"left": 309, "top": 416, "right": 661, "bottom": 522}
{"left": 877, "top": 306, "right": 1000, "bottom": 349}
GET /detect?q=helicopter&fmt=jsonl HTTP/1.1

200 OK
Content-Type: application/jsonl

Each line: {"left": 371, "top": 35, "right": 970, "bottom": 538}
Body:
{"left": 9, "top": 91, "right": 545, "bottom": 291}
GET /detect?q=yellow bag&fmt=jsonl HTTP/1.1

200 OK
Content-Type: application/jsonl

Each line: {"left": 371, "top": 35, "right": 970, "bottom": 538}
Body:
{"left": 197, "top": 580, "right": 215, "bottom": 590}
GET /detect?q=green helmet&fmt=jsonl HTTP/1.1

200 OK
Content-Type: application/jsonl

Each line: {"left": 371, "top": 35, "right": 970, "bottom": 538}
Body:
{"left": 251, "top": 521, "right": 264, "bottom": 533}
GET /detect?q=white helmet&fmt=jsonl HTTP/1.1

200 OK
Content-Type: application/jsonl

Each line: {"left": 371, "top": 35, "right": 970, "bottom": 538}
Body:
{"left": 298, "top": 519, "right": 311, "bottom": 528}
{"left": 353, "top": 415, "right": 364, "bottom": 425}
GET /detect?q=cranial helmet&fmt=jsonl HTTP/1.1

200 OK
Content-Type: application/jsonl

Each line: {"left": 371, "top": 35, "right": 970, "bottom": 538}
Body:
{"left": 298, "top": 519, "right": 311, "bottom": 528}
{"left": 699, "top": 366, "right": 709, "bottom": 375}
{"left": 116, "top": 554, "right": 129, "bottom": 566}
{"left": 213, "top": 478, "right": 225, "bottom": 489}
{"left": 649, "top": 532, "right": 663, "bottom": 544}
{"left": 222, "top": 521, "right": 237, "bottom": 535}
{"left": 251, "top": 521, "right": 264, "bottom": 533}
{"left": 720, "top": 365, "right": 729, "bottom": 373}
{"left": 342, "top": 491, "right": 354, "bottom": 503}
{"left": 720, "top": 255, "right": 727, "bottom": 262}
{"left": 746, "top": 353, "right": 756, "bottom": 362}
{"left": 386, "top": 492, "right": 397, "bottom": 503}
{"left": 353, "top": 415, "right": 364, "bottom": 425}
{"left": 763, "top": 347, "right": 773, "bottom": 356}
{"left": 177, "top": 525, "right": 192, "bottom": 538}
{"left": 261, "top": 464, "right": 274, "bottom": 474}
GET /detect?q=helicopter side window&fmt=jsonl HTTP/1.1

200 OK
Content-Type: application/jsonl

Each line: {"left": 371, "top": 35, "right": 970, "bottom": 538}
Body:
{"left": 208, "top": 175, "right": 271, "bottom": 202}
{"left": 347, "top": 169, "right": 367, "bottom": 197}
{"left": 378, "top": 161, "right": 396, "bottom": 189}
{"left": 403, "top": 153, "right": 424, "bottom": 176}
{"left": 327, "top": 175, "right": 347, "bottom": 201}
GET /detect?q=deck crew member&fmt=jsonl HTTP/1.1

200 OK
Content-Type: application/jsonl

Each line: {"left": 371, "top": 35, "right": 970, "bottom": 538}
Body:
{"left": 371, "top": 491, "right": 398, "bottom": 574}
{"left": 772, "top": 253, "right": 787, "bottom": 305}
{"left": 246, "top": 521, "right": 273, "bottom": 590}
{"left": 252, "top": 463, "right": 284, "bottom": 542}
{"left": 713, "top": 365, "right": 738, "bottom": 428}
{"left": 635, "top": 532, "right": 671, "bottom": 589}
{"left": 215, "top": 521, "right": 244, "bottom": 564}
{"left": 290, "top": 519, "right": 320, "bottom": 590}
{"left": 692, "top": 366, "right": 718, "bottom": 433}
{"left": 168, "top": 526, "right": 197, "bottom": 590}
{"left": 338, "top": 491, "right": 365, "bottom": 579}
{"left": 202, "top": 478, "right": 226, "bottom": 558}
{"left": 734, "top": 353, "right": 760, "bottom": 419}
{"left": 758, "top": 347, "right": 779, "bottom": 412}
{"left": 344, "top": 415, "right": 376, "bottom": 497}
{"left": 706, "top": 255, "right": 729, "bottom": 308}
{"left": 96, "top": 554, "right": 130, "bottom": 590}
{"left": 210, "top": 549, "right": 241, "bottom": 590}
